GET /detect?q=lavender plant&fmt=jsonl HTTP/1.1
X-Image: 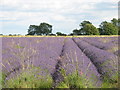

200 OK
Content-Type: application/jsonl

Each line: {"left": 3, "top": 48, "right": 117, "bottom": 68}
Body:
{"left": 4, "top": 67, "right": 53, "bottom": 88}
{"left": 1, "top": 36, "right": 119, "bottom": 88}
{"left": 80, "top": 37, "right": 118, "bottom": 53}
{"left": 2, "top": 37, "right": 65, "bottom": 88}
{"left": 55, "top": 38, "right": 102, "bottom": 88}
{"left": 73, "top": 37, "right": 118, "bottom": 82}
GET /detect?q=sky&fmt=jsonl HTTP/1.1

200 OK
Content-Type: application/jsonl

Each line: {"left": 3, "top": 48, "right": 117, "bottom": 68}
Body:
{"left": 0, "top": 0, "right": 119, "bottom": 35}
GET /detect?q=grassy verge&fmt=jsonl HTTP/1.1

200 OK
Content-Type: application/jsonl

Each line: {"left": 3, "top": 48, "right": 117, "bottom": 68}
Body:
{"left": 56, "top": 68, "right": 118, "bottom": 88}
{"left": 1, "top": 63, "right": 118, "bottom": 88}
{"left": 2, "top": 67, "right": 53, "bottom": 88}
{"left": 1, "top": 68, "right": 118, "bottom": 88}
{"left": 56, "top": 69, "right": 95, "bottom": 88}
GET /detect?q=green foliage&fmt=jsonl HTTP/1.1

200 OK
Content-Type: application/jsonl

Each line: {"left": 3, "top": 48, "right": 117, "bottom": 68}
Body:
{"left": 27, "top": 22, "right": 52, "bottom": 35}
{"left": 57, "top": 68, "right": 118, "bottom": 88}
{"left": 2, "top": 67, "right": 118, "bottom": 88}
{"left": 73, "top": 18, "right": 119, "bottom": 35}
{"left": 81, "top": 24, "right": 100, "bottom": 35}
{"left": 80, "top": 21, "right": 92, "bottom": 28}
{"left": 57, "top": 69, "right": 95, "bottom": 88}
{"left": 38, "top": 23, "right": 52, "bottom": 35}
{"left": 99, "top": 21, "right": 118, "bottom": 35}
{"left": 0, "top": 72, "right": 6, "bottom": 88}
{"left": 72, "top": 29, "right": 81, "bottom": 35}
{"left": 72, "top": 21, "right": 99, "bottom": 35}
{"left": 56, "top": 32, "right": 67, "bottom": 36}
{"left": 26, "top": 18, "right": 119, "bottom": 36}
{"left": 101, "top": 74, "right": 118, "bottom": 88}
{"left": 111, "top": 18, "right": 118, "bottom": 26}
{"left": 4, "top": 67, "right": 53, "bottom": 88}
{"left": 79, "top": 21, "right": 93, "bottom": 35}
{"left": 28, "top": 25, "right": 37, "bottom": 35}
{"left": 57, "top": 82, "right": 69, "bottom": 88}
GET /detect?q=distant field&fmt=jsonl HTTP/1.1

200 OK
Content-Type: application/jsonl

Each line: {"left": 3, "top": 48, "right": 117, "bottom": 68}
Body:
{"left": 0, "top": 36, "right": 119, "bottom": 88}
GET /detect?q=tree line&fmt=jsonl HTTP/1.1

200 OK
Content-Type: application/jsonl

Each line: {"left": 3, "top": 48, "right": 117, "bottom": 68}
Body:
{"left": 27, "top": 18, "right": 120, "bottom": 36}
{"left": 1, "top": 18, "right": 119, "bottom": 36}
{"left": 71, "top": 18, "right": 119, "bottom": 35}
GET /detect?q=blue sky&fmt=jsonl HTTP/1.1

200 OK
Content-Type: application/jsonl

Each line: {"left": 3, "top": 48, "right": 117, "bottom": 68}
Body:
{"left": 0, "top": 0, "right": 119, "bottom": 35}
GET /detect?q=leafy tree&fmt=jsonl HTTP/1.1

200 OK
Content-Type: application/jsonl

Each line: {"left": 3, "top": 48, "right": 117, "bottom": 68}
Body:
{"left": 80, "top": 21, "right": 92, "bottom": 28}
{"left": 71, "top": 21, "right": 99, "bottom": 35}
{"left": 111, "top": 18, "right": 118, "bottom": 26}
{"left": 99, "top": 21, "right": 118, "bottom": 35}
{"left": 72, "top": 29, "right": 81, "bottom": 35}
{"left": 80, "top": 24, "right": 99, "bottom": 35}
{"left": 111, "top": 18, "right": 120, "bottom": 35}
{"left": 38, "top": 23, "right": 52, "bottom": 35}
{"left": 28, "top": 25, "right": 38, "bottom": 35}
{"left": 27, "top": 23, "right": 52, "bottom": 35}
{"left": 56, "top": 32, "right": 67, "bottom": 36}
{"left": 99, "top": 21, "right": 107, "bottom": 35}
{"left": 79, "top": 21, "right": 99, "bottom": 35}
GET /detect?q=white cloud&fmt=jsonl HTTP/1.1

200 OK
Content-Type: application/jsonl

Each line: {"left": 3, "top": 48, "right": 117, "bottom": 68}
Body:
{"left": 1, "top": 0, "right": 118, "bottom": 11}
{"left": 0, "top": 0, "right": 119, "bottom": 34}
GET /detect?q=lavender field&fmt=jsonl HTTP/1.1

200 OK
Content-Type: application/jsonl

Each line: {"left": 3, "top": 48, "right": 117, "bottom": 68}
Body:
{"left": 0, "top": 36, "right": 119, "bottom": 88}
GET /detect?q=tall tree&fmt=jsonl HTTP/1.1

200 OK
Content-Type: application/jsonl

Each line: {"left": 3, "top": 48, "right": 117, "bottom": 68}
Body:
{"left": 28, "top": 25, "right": 38, "bottom": 35}
{"left": 111, "top": 18, "right": 120, "bottom": 35}
{"left": 99, "top": 21, "right": 118, "bottom": 35}
{"left": 27, "top": 23, "right": 52, "bottom": 35}
{"left": 81, "top": 24, "right": 99, "bottom": 35}
{"left": 111, "top": 18, "right": 118, "bottom": 26}
{"left": 79, "top": 21, "right": 99, "bottom": 35}
{"left": 38, "top": 23, "right": 52, "bottom": 35}
{"left": 80, "top": 21, "right": 92, "bottom": 28}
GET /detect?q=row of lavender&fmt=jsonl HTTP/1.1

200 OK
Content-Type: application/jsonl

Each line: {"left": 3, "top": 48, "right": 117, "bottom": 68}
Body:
{"left": 2, "top": 37, "right": 64, "bottom": 87}
{"left": 72, "top": 37, "right": 118, "bottom": 81}
{"left": 79, "top": 36, "right": 119, "bottom": 55}
{"left": 1, "top": 36, "right": 119, "bottom": 88}
{"left": 59, "top": 38, "right": 102, "bottom": 87}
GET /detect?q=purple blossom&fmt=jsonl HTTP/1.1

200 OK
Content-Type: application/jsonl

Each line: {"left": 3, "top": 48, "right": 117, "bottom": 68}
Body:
{"left": 73, "top": 37, "right": 118, "bottom": 81}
